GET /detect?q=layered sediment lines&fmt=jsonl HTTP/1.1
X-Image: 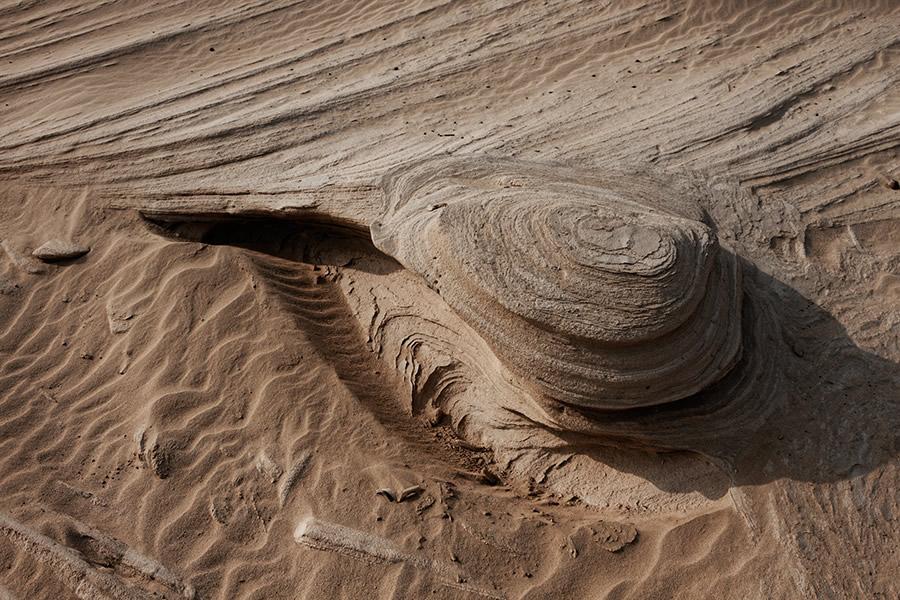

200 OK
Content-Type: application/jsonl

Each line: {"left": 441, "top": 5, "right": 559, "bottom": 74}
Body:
{"left": 1, "top": 1, "right": 899, "bottom": 599}
{"left": 372, "top": 157, "right": 743, "bottom": 410}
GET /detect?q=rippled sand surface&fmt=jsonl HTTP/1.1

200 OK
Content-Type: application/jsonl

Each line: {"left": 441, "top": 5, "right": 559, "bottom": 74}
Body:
{"left": 1, "top": 1, "right": 899, "bottom": 598}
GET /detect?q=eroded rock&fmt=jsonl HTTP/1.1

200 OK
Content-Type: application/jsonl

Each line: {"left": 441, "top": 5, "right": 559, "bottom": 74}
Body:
{"left": 372, "top": 156, "right": 743, "bottom": 410}
{"left": 32, "top": 240, "right": 90, "bottom": 261}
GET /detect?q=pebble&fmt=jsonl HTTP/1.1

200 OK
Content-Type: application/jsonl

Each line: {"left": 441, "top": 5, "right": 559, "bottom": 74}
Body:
{"left": 32, "top": 240, "right": 90, "bottom": 261}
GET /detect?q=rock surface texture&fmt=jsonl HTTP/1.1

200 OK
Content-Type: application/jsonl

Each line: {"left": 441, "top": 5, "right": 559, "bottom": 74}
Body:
{"left": 372, "top": 157, "right": 743, "bottom": 410}
{"left": 1, "top": 1, "right": 898, "bottom": 599}
{"left": 31, "top": 240, "right": 90, "bottom": 261}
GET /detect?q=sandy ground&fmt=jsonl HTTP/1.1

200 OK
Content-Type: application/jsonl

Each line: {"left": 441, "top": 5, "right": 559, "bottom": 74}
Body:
{"left": 1, "top": 1, "right": 899, "bottom": 598}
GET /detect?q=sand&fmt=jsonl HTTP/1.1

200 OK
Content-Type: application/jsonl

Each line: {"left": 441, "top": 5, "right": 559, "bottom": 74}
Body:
{"left": 1, "top": 1, "right": 899, "bottom": 598}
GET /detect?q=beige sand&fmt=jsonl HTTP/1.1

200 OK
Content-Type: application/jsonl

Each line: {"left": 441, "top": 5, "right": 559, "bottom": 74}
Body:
{"left": 1, "top": 1, "right": 899, "bottom": 598}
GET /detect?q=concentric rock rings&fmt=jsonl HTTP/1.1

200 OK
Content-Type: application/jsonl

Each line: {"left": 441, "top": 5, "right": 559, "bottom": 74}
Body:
{"left": 371, "top": 157, "right": 743, "bottom": 410}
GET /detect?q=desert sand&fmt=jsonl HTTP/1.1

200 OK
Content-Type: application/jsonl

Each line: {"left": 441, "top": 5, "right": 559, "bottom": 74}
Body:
{"left": 1, "top": 0, "right": 899, "bottom": 598}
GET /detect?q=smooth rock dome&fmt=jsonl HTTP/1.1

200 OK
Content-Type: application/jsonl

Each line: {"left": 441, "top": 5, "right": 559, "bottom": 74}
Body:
{"left": 371, "top": 157, "right": 743, "bottom": 410}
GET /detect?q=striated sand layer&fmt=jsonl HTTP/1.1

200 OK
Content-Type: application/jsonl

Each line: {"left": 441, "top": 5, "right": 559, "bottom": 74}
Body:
{"left": 372, "top": 156, "right": 744, "bottom": 411}
{"left": 2, "top": 1, "right": 900, "bottom": 598}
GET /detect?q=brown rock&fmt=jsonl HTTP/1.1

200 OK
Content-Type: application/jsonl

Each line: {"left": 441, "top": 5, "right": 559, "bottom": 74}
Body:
{"left": 31, "top": 240, "right": 90, "bottom": 261}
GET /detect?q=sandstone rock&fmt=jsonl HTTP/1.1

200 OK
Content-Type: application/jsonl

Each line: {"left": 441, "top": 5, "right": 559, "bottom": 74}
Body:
{"left": 31, "top": 240, "right": 90, "bottom": 261}
{"left": 372, "top": 157, "right": 743, "bottom": 410}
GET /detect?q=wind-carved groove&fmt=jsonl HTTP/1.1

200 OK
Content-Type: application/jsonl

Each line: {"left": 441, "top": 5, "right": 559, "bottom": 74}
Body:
{"left": 234, "top": 248, "right": 462, "bottom": 463}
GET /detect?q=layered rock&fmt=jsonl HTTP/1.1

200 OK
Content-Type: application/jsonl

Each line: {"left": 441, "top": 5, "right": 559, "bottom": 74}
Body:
{"left": 371, "top": 157, "right": 743, "bottom": 410}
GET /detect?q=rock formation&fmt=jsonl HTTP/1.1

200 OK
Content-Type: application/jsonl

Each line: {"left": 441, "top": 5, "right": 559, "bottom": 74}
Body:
{"left": 372, "top": 156, "right": 743, "bottom": 411}
{"left": 134, "top": 156, "right": 783, "bottom": 463}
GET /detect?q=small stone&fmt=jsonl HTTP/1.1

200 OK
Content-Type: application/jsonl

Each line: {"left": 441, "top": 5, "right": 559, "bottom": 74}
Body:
{"left": 479, "top": 467, "right": 500, "bottom": 486}
{"left": 32, "top": 240, "right": 90, "bottom": 261}
{"left": 594, "top": 522, "right": 638, "bottom": 552}
{"left": 107, "top": 304, "right": 134, "bottom": 334}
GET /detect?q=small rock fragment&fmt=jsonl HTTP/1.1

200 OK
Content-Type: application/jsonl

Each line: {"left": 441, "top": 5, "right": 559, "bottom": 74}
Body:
{"left": 106, "top": 304, "right": 134, "bottom": 334}
{"left": 32, "top": 240, "right": 90, "bottom": 261}
{"left": 478, "top": 467, "right": 500, "bottom": 486}
{"left": 376, "top": 488, "right": 397, "bottom": 502}
{"left": 398, "top": 486, "right": 425, "bottom": 503}
{"left": 595, "top": 522, "right": 638, "bottom": 552}
{"left": 414, "top": 495, "right": 435, "bottom": 515}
